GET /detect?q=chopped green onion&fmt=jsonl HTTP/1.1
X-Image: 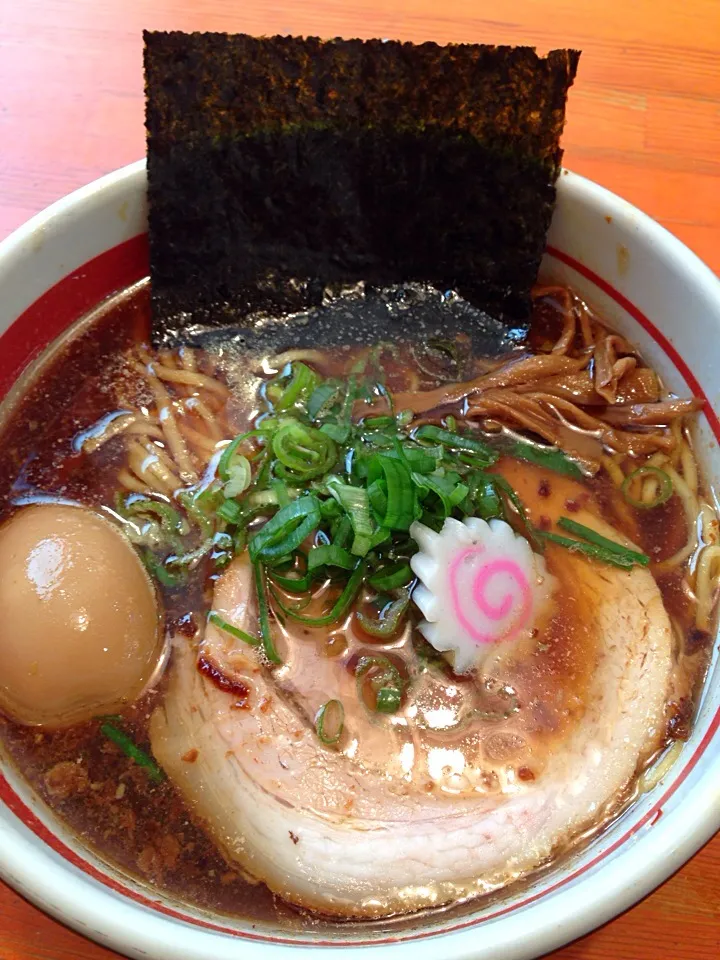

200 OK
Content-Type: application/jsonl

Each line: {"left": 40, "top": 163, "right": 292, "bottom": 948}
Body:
{"left": 253, "top": 561, "right": 282, "bottom": 664}
{"left": 368, "top": 561, "right": 414, "bottom": 591}
{"left": 307, "top": 544, "right": 356, "bottom": 572}
{"left": 509, "top": 440, "right": 583, "bottom": 480}
{"left": 320, "top": 422, "right": 351, "bottom": 443}
{"left": 272, "top": 362, "right": 319, "bottom": 412}
{"left": 251, "top": 451, "right": 273, "bottom": 493}
{"left": 376, "top": 381, "right": 395, "bottom": 415}
{"left": 142, "top": 551, "right": 185, "bottom": 588}
{"left": 621, "top": 465, "right": 674, "bottom": 509}
{"left": 367, "top": 478, "right": 389, "bottom": 519}
{"left": 381, "top": 445, "right": 438, "bottom": 474}
{"left": 445, "top": 415, "right": 457, "bottom": 432}
{"left": 208, "top": 611, "right": 260, "bottom": 647}
{"left": 315, "top": 699, "right": 345, "bottom": 745}
{"left": 331, "top": 514, "right": 353, "bottom": 549}
{"left": 355, "top": 655, "right": 404, "bottom": 714}
{"left": 375, "top": 687, "right": 402, "bottom": 713}
{"left": 248, "top": 496, "right": 321, "bottom": 563}
{"left": 268, "top": 554, "right": 312, "bottom": 592}
{"left": 231, "top": 503, "right": 278, "bottom": 552}
{"left": 367, "top": 455, "right": 417, "bottom": 531}
{"left": 396, "top": 409, "right": 414, "bottom": 428}
{"left": 557, "top": 517, "right": 650, "bottom": 565}
{"left": 223, "top": 454, "right": 252, "bottom": 498}
{"left": 368, "top": 526, "right": 392, "bottom": 549}
{"left": 165, "top": 538, "right": 215, "bottom": 569}
{"left": 449, "top": 483, "right": 469, "bottom": 506}
{"left": 272, "top": 420, "right": 337, "bottom": 480}
{"left": 340, "top": 376, "right": 357, "bottom": 422}
{"left": 364, "top": 416, "right": 395, "bottom": 429}
{"left": 100, "top": 722, "right": 165, "bottom": 783}
{"left": 411, "top": 471, "right": 468, "bottom": 517}
{"left": 320, "top": 497, "right": 342, "bottom": 520}
{"left": 540, "top": 531, "right": 635, "bottom": 569}
{"left": 308, "top": 381, "right": 341, "bottom": 420}
{"left": 356, "top": 590, "right": 410, "bottom": 638}
{"left": 360, "top": 428, "right": 395, "bottom": 450}
{"left": 218, "top": 432, "right": 265, "bottom": 482}
{"left": 123, "top": 497, "right": 186, "bottom": 538}
{"left": 475, "top": 477, "right": 503, "bottom": 520}
{"left": 414, "top": 424, "right": 498, "bottom": 464}
{"left": 248, "top": 489, "right": 283, "bottom": 507}
{"left": 177, "top": 488, "right": 215, "bottom": 539}
{"left": 271, "top": 561, "right": 366, "bottom": 627}
{"left": 217, "top": 498, "right": 244, "bottom": 524}
{"left": 271, "top": 478, "right": 291, "bottom": 509}
{"left": 327, "top": 478, "right": 374, "bottom": 557}
{"left": 456, "top": 452, "right": 500, "bottom": 471}
{"left": 491, "top": 475, "right": 544, "bottom": 551}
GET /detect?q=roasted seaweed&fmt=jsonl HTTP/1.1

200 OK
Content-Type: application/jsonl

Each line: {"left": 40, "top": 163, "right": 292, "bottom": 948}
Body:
{"left": 144, "top": 32, "right": 579, "bottom": 348}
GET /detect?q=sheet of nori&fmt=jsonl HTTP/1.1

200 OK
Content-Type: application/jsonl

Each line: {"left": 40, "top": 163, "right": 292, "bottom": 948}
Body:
{"left": 144, "top": 32, "right": 579, "bottom": 349}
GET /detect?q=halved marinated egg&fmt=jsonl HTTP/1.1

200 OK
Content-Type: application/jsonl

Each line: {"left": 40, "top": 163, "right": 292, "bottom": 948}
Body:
{"left": 0, "top": 503, "right": 163, "bottom": 727}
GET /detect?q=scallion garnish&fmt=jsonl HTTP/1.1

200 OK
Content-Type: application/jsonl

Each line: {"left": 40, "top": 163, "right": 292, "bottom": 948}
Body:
{"left": 218, "top": 431, "right": 265, "bottom": 482}
{"left": 621, "top": 465, "right": 674, "bottom": 509}
{"left": 267, "top": 553, "right": 312, "bottom": 592}
{"left": 307, "top": 543, "right": 356, "bottom": 572}
{"left": 368, "top": 561, "right": 414, "bottom": 591}
{"left": 356, "top": 590, "right": 410, "bottom": 638}
{"left": 217, "top": 498, "right": 244, "bottom": 524}
{"left": 270, "top": 561, "right": 366, "bottom": 627}
{"left": 508, "top": 440, "right": 583, "bottom": 479}
{"left": 474, "top": 477, "right": 503, "bottom": 520}
{"left": 270, "top": 362, "right": 319, "bottom": 412}
{"left": 396, "top": 409, "right": 414, "bottom": 428}
{"left": 327, "top": 478, "right": 374, "bottom": 556}
{"left": 355, "top": 655, "right": 404, "bottom": 714}
{"left": 208, "top": 611, "right": 261, "bottom": 647}
{"left": 414, "top": 424, "right": 498, "bottom": 464}
{"left": 100, "top": 722, "right": 165, "bottom": 783}
{"left": 320, "top": 422, "right": 351, "bottom": 443}
{"left": 272, "top": 420, "right": 337, "bottom": 480}
{"left": 491, "top": 475, "right": 543, "bottom": 551}
{"left": 315, "top": 699, "right": 345, "bottom": 745}
{"left": 248, "top": 496, "right": 321, "bottom": 563}
{"left": 141, "top": 551, "right": 186, "bottom": 588}
{"left": 375, "top": 687, "right": 402, "bottom": 712}
{"left": 556, "top": 517, "right": 650, "bottom": 566}
{"left": 412, "top": 471, "right": 469, "bottom": 518}
{"left": 307, "top": 381, "right": 341, "bottom": 420}
{"left": 122, "top": 497, "right": 187, "bottom": 541}
{"left": 540, "top": 531, "right": 636, "bottom": 569}
{"left": 253, "top": 560, "right": 283, "bottom": 664}
{"left": 382, "top": 444, "right": 437, "bottom": 474}
{"left": 331, "top": 513, "right": 353, "bottom": 549}
{"left": 366, "top": 455, "right": 417, "bottom": 531}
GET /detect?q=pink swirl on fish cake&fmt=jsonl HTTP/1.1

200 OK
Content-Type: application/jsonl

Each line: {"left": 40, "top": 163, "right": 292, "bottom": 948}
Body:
{"left": 449, "top": 548, "right": 532, "bottom": 646}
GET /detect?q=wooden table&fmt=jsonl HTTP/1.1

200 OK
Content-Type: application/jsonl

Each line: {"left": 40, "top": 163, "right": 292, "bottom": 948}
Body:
{"left": 1, "top": 2, "right": 719, "bottom": 958}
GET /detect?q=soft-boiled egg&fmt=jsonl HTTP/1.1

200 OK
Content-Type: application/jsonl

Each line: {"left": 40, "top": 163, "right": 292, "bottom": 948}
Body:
{"left": 0, "top": 503, "right": 164, "bottom": 727}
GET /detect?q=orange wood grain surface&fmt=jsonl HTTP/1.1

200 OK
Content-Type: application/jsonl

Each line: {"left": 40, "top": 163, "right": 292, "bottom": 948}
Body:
{"left": 0, "top": 2, "right": 719, "bottom": 958}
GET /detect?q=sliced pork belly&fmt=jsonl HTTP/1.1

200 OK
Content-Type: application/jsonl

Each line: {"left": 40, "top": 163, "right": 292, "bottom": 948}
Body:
{"left": 150, "top": 466, "right": 673, "bottom": 918}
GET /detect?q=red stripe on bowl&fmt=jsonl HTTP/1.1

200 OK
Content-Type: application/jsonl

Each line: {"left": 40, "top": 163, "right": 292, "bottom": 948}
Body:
{"left": 0, "top": 234, "right": 148, "bottom": 398}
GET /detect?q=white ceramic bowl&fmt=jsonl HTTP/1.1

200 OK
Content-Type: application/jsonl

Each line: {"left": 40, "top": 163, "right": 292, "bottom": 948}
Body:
{"left": 1, "top": 162, "right": 719, "bottom": 960}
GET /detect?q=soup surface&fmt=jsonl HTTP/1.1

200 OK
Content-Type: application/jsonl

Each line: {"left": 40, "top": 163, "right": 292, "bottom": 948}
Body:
{"left": 0, "top": 280, "right": 715, "bottom": 925}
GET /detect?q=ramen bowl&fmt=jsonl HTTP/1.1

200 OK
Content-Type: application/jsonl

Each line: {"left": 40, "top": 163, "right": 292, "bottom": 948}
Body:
{"left": 0, "top": 161, "right": 719, "bottom": 960}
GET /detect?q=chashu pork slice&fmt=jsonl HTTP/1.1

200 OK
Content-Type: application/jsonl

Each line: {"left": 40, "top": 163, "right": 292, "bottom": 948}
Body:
{"left": 150, "top": 490, "right": 673, "bottom": 919}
